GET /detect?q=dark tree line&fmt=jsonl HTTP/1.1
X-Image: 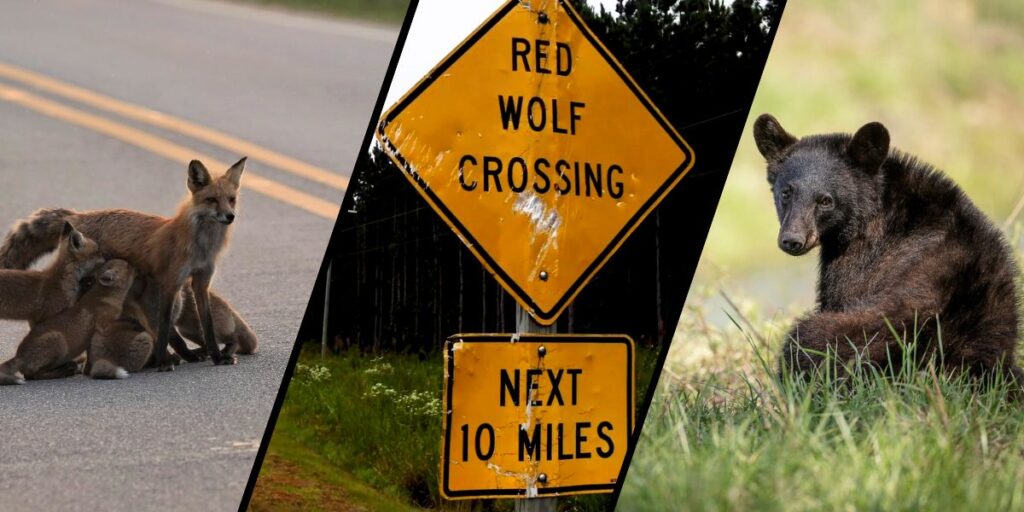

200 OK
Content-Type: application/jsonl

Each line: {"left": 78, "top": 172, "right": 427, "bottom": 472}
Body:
{"left": 302, "top": 0, "right": 785, "bottom": 357}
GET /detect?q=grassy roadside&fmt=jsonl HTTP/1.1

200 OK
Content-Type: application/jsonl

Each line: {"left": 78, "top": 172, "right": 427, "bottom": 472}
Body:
{"left": 258, "top": 349, "right": 442, "bottom": 508}
{"left": 234, "top": 0, "right": 409, "bottom": 24}
{"left": 249, "top": 429, "right": 419, "bottom": 512}
{"left": 251, "top": 345, "right": 659, "bottom": 510}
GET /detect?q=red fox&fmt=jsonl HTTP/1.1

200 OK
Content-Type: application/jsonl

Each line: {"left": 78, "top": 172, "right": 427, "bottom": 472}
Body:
{"left": 0, "top": 259, "right": 134, "bottom": 384}
{"left": 174, "top": 284, "right": 258, "bottom": 358}
{"left": 86, "top": 317, "right": 153, "bottom": 379}
{"left": 0, "top": 158, "right": 250, "bottom": 369}
{"left": 0, "top": 221, "right": 102, "bottom": 324}
{"left": 121, "top": 275, "right": 258, "bottom": 363}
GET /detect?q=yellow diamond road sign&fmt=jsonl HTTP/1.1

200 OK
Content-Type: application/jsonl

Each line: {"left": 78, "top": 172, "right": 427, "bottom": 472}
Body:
{"left": 378, "top": 0, "right": 694, "bottom": 324}
{"left": 442, "top": 334, "right": 634, "bottom": 499}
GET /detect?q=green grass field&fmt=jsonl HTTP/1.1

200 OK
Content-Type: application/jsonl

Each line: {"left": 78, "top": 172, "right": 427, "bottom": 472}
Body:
{"left": 621, "top": 0, "right": 1024, "bottom": 509}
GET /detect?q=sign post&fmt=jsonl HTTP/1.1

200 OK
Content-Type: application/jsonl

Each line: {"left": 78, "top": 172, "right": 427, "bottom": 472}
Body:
{"left": 515, "top": 306, "right": 556, "bottom": 512}
{"left": 380, "top": 0, "right": 683, "bottom": 504}
{"left": 321, "top": 260, "right": 331, "bottom": 359}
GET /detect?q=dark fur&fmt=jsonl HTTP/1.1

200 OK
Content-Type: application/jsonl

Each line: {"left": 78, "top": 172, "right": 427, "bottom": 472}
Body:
{"left": 754, "top": 114, "right": 1022, "bottom": 388}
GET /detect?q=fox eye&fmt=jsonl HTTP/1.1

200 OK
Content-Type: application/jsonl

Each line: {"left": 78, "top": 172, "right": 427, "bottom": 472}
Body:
{"left": 205, "top": 197, "right": 217, "bottom": 204}
{"left": 818, "top": 195, "right": 834, "bottom": 209}
{"left": 228, "top": 196, "right": 236, "bottom": 205}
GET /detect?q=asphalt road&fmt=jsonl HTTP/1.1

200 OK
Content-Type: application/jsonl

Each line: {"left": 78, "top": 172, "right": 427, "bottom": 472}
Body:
{"left": 0, "top": 1, "right": 398, "bottom": 510}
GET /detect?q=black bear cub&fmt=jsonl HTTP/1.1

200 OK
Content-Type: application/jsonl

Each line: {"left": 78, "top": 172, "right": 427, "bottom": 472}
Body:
{"left": 753, "top": 114, "right": 1021, "bottom": 386}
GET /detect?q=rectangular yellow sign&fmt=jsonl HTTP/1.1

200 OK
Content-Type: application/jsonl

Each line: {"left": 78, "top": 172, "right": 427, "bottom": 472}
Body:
{"left": 441, "top": 334, "right": 634, "bottom": 499}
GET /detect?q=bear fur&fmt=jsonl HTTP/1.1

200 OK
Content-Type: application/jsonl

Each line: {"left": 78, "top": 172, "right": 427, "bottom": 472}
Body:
{"left": 753, "top": 114, "right": 1022, "bottom": 386}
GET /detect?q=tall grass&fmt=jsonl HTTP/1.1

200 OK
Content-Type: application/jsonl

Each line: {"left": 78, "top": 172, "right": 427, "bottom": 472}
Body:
{"left": 622, "top": 359, "right": 1024, "bottom": 511}
{"left": 275, "top": 351, "right": 443, "bottom": 507}
{"left": 620, "top": 224, "right": 1024, "bottom": 511}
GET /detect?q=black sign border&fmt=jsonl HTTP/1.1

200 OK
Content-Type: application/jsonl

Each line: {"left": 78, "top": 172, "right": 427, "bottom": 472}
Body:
{"left": 377, "top": 0, "right": 695, "bottom": 325}
{"left": 441, "top": 333, "right": 635, "bottom": 499}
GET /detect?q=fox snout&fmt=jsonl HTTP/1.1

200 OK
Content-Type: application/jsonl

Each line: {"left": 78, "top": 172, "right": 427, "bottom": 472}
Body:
{"left": 217, "top": 212, "right": 236, "bottom": 225}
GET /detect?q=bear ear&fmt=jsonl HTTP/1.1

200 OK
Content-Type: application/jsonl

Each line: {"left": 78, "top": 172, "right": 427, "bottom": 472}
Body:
{"left": 753, "top": 114, "right": 798, "bottom": 162}
{"left": 848, "top": 122, "right": 890, "bottom": 172}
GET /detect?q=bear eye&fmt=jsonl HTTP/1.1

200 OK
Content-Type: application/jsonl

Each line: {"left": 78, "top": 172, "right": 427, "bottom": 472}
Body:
{"left": 780, "top": 188, "right": 792, "bottom": 202}
{"left": 818, "top": 195, "right": 834, "bottom": 208}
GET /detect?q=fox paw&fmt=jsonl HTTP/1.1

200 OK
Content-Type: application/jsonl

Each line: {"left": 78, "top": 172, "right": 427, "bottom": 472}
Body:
{"left": 178, "top": 348, "right": 207, "bottom": 363}
{"left": 0, "top": 372, "right": 26, "bottom": 385}
{"left": 168, "top": 351, "right": 184, "bottom": 365}
{"left": 212, "top": 355, "right": 237, "bottom": 366}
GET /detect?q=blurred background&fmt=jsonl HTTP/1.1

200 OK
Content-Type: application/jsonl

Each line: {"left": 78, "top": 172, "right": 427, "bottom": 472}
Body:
{"left": 238, "top": 0, "right": 409, "bottom": 23}
{"left": 667, "top": 0, "right": 1024, "bottom": 376}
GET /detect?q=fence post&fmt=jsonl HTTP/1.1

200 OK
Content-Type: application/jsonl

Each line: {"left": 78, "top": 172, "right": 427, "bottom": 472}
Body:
{"left": 321, "top": 261, "right": 332, "bottom": 359}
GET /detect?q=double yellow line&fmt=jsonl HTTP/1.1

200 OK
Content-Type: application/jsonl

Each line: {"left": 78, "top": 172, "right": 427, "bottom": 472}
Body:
{"left": 0, "top": 62, "right": 345, "bottom": 220}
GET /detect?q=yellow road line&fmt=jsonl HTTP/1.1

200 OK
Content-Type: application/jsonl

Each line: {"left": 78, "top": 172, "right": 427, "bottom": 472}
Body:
{"left": 0, "top": 84, "right": 339, "bottom": 220}
{"left": 0, "top": 61, "right": 349, "bottom": 191}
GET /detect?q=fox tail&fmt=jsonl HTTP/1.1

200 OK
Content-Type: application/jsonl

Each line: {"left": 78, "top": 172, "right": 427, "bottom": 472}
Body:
{"left": 0, "top": 208, "right": 75, "bottom": 269}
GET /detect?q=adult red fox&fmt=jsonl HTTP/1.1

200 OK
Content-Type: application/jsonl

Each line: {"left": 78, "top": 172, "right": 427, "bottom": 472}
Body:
{"left": 0, "top": 158, "right": 252, "bottom": 369}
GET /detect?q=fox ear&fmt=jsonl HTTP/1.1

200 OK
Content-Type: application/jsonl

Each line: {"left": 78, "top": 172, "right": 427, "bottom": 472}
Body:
{"left": 64, "top": 222, "right": 84, "bottom": 251}
{"left": 97, "top": 268, "right": 117, "bottom": 287}
{"left": 848, "top": 122, "right": 889, "bottom": 172}
{"left": 187, "top": 160, "right": 211, "bottom": 192}
{"left": 754, "top": 114, "right": 798, "bottom": 162}
{"left": 224, "top": 157, "right": 246, "bottom": 187}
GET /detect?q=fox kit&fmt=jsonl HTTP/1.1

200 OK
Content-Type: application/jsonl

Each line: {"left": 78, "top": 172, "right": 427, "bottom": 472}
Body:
{"left": 0, "top": 222, "right": 102, "bottom": 324}
{"left": 176, "top": 284, "right": 258, "bottom": 357}
{"left": 0, "top": 259, "right": 134, "bottom": 384}
{"left": 86, "top": 317, "right": 153, "bottom": 379}
{"left": 121, "top": 276, "right": 258, "bottom": 364}
{"left": 0, "top": 157, "right": 248, "bottom": 369}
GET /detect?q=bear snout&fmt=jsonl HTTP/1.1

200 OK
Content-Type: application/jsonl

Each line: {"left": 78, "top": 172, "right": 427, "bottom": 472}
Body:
{"left": 779, "top": 233, "right": 807, "bottom": 255}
